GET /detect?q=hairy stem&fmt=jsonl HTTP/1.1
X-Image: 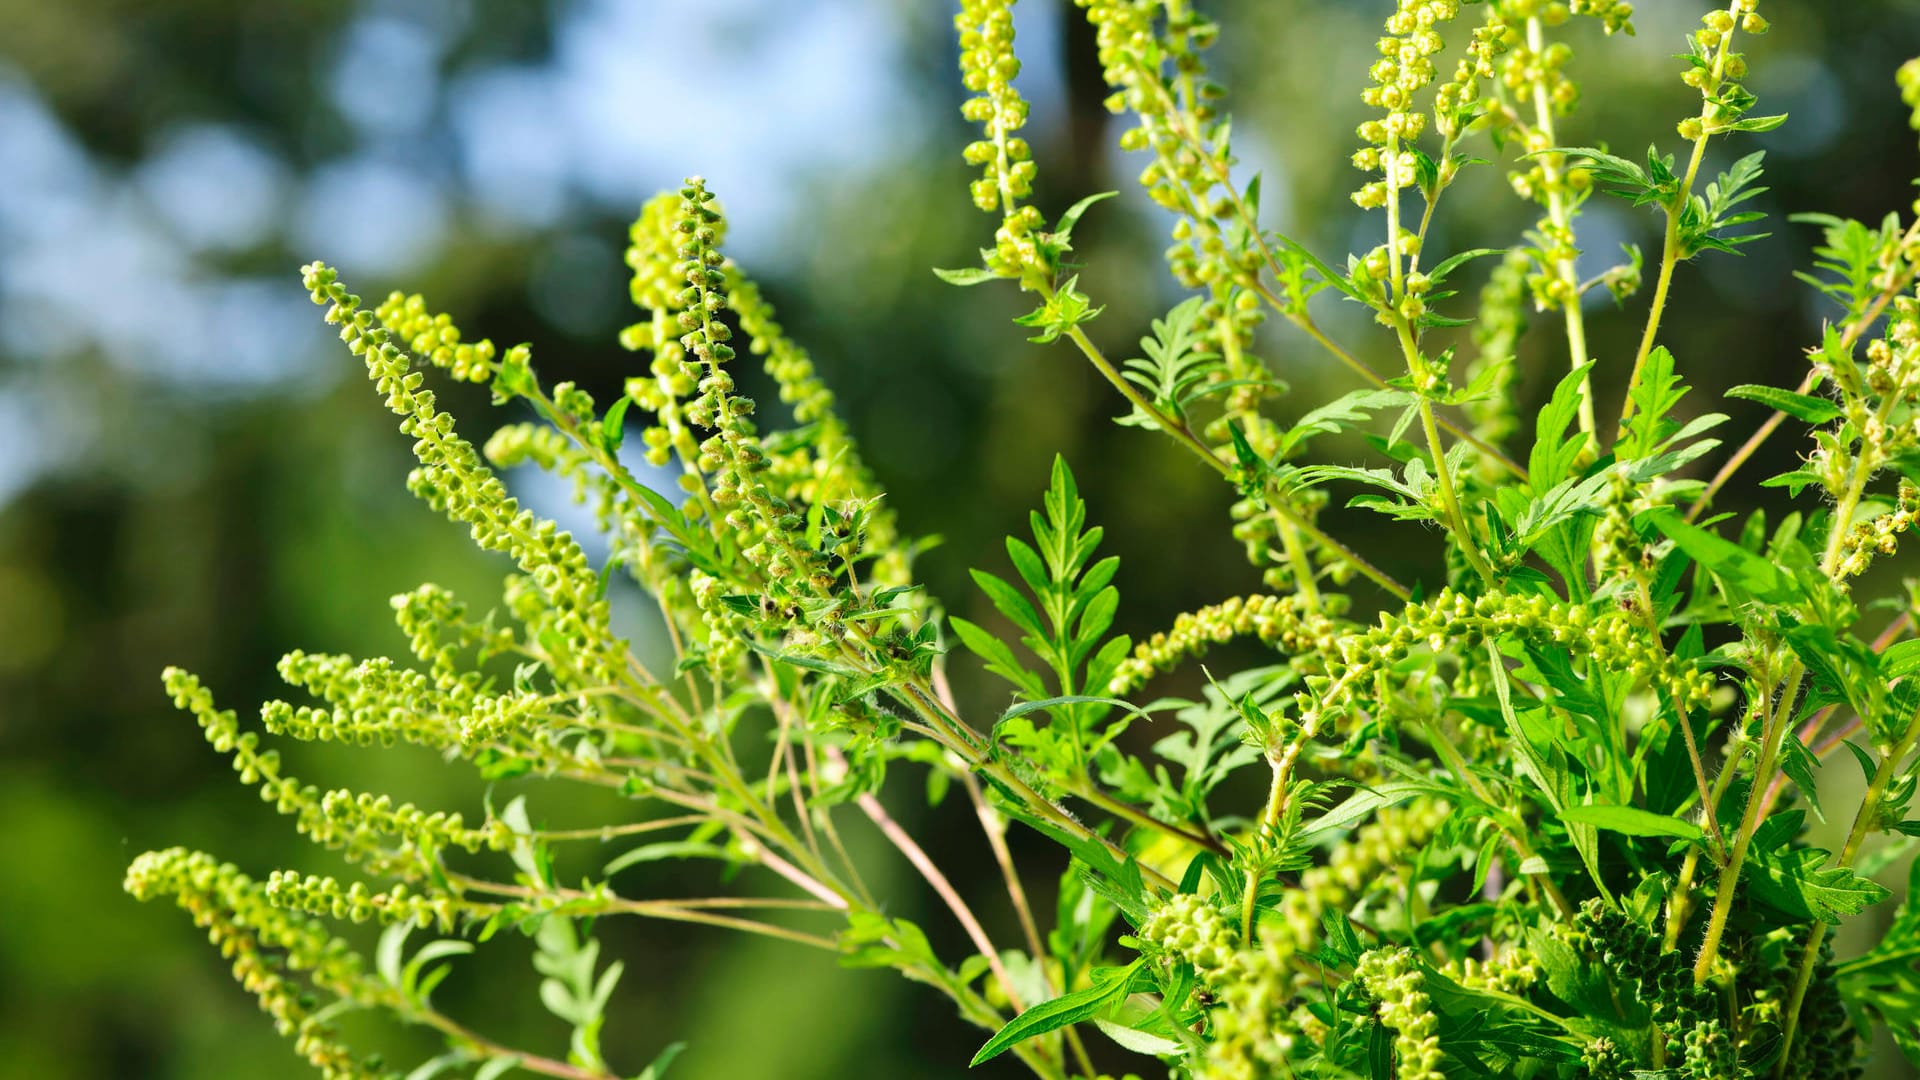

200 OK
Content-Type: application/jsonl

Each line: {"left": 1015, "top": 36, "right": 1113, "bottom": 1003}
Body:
{"left": 1777, "top": 704, "right": 1920, "bottom": 1063}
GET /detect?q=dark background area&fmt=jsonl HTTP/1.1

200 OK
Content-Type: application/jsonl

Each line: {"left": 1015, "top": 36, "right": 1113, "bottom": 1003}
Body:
{"left": 2, "top": 1, "right": 1918, "bottom": 1077}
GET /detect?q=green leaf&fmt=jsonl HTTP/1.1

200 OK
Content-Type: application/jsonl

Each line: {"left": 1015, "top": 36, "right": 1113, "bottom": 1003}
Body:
{"left": 1838, "top": 860, "right": 1920, "bottom": 1066}
{"left": 601, "top": 396, "right": 633, "bottom": 451}
{"left": 1725, "top": 384, "right": 1841, "bottom": 424}
{"left": 1621, "top": 346, "right": 1687, "bottom": 460}
{"left": 634, "top": 1041, "right": 687, "bottom": 1080}
{"left": 1746, "top": 846, "right": 1892, "bottom": 922}
{"left": 1015, "top": 276, "right": 1103, "bottom": 343}
{"left": 747, "top": 643, "right": 862, "bottom": 678}
{"left": 1647, "top": 509, "right": 1804, "bottom": 605}
{"left": 1680, "top": 151, "right": 1770, "bottom": 257}
{"left": 1276, "top": 388, "right": 1415, "bottom": 460}
{"left": 970, "top": 960, "right": 1143, "bottom": 1065}
{"left": 405, "top": 1054, "right": 466, "bottom": 1080}
{"left": 933, "top": 266, "right": 1001, "bottom": 286}
{"left": 1529, "top": 363, "right": 1594, "bottom": 490}
{"left": 1561, "top": 803, "right": 1702, "bottom": 842}
{"left": 1294, "top": 783, "right": 1426, "bottom": 849}
{"left": 1118, "top": 297, "right": 1224, "bottom": 429}
{"left": 996, "top": 695, "right": 1156, "bottom": 726}
{"left": 1548, "top": 145, "right": 1672, "bottom": 208}
{"left": 603, "top": 841, "right": 733, "bottom": 876}
{"left": 1091, "top": 1018, "right": 1186, "bottom": 1058}
{"left": 1424, "top": 247, "right": 1506, "bottom": 287}
{"left": 950, "top": 616, "right": 1047, "bottom": 698}
{"left": 971, "top": 569, "right": 1047, "bottom": 641}
{"left": 1726, "top": 113, "right": 1788, "bottom": 133}
{"left": 474, "top": 1057, "right": 523, "bottom": 1080}
{"left": 1054, "top": 191, "right": 1117, "bottom": 242}
{"left": 1884, "top": 639, "right": 1920, "bottom": 680}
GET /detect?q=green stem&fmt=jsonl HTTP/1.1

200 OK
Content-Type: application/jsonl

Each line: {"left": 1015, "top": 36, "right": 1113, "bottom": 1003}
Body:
{"left": 1693, "top": 664, "right": 1804, "bottom": 984}
{"left": 1619, "top": 208, "right": 1684, "bottom": 436}
{"left": 1690, "top": 370, "right": 1895, "bottom": 982}
{"left": 1777, "top": 704, "right": 1920, "bottom": 1066}
{"left": 1617, "top": 4, "right": 1739, "bottom": 438}
{"left": 1397, "top": 319, "right": 1495, "bottom": 583}
{"left": 1075, "top": 784, "right": 1229, "bottom": 856}
{"left": 1685, "top": 216, "right": 1920, "bottom": 522}
{"left": 1056, "top": 315, "right": 1412, "bottom": 601}
{"left": 1424, "top": 720, "right": 1575, "bottom": 918}
{"left": 1525, "top": 15, "right": 1597, "bottom": 440}
{"left": 1274, "top": 511, "right": 1322, "bottom": 613}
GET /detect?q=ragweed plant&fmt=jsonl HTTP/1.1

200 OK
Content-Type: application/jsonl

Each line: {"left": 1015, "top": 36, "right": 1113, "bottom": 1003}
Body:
{"left": 131, "top": 3, "right": 1920, "bottom": 1078}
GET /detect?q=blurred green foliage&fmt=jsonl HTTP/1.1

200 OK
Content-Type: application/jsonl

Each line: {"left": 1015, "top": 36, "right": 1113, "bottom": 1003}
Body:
{"left": 1, "top": 0, "right": 1917, "bottom": 1076}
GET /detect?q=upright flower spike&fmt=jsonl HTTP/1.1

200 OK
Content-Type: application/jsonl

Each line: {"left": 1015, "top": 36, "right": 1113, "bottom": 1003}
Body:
{"left": 1352, "top": 0, "right": 1461, "bottom": 213}
{"left": 674, "top": 178, "right": 830, "bottom": 599}
{"left": 726, "top": 268, "right": 910, "bottom": 589}
{"left": 1074, "top": 1, "right": 1271, "bottom": 429}
{"left": 302, "top": 262, "right": 626, "bottom": 694}
{"left": 955, "top": 0, "right": 1045, "bottom": 280}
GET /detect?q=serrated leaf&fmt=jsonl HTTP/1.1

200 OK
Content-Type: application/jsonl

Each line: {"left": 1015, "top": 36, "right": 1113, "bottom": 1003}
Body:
{"left": 1838, "top": 861, "right": 1920, "bottom": 1065}
{"left": 1746, "top": 846, "right": 1892, "bottom": 922}
{"left": 1425, "top": 247, "right": 1506, "bottom": 286}
{"left": 1277, "top": 388, "right": 1416, "bottom": 460}
{"left": 1727, "top": 113, "right": 1788, "bottom": 133}
{"left": 1529, "top": 363, "right": 1594, "bottom": 490}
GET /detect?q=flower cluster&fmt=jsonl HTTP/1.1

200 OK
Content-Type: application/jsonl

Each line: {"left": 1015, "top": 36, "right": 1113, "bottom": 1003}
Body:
{"left": 956, "top": 0, "right": 1043, "bottom": 278}
{"left": 1138, "top": 891, "right": 1240, "bottom": 986}
{"left": 1108, "top": 593, "right": 1339, "bottom": 695}
{"left": 1354, "top": 947, "right": 1444, "bottom": 1080}
{"left": 1351, "top": 0, "right": 1461, "bottom": 212}
{"left": 726, "top": 268, "right": 907, "bottom": 589}
{"left": 1463, "top": 249, "right": 1531, "bottom": 453}
{"left": 1445, "top": 947, "right": 1540, "bottom": 995}
{"left": 125, "top": 849, "right": 388, "bottom": 1079}
{"left": 305, "top": 262, "right": 624, "bottom": 692}
{"left": 265, "top": 871, "right": 471, "bottom": 929}
{"left": 1188, "top": 936, "right": 1303, "bottom": 1080}
{"left": 1680, "top": 3, "right": 1766, "bottom": 143}
{"left": 1300, "top": 588, "right": 1715, "bottom": 742}
{"left": 262, "top": 651, "right": 461, "bottom": 751}
{"left": 374, "top": 291, "right": 498, "bottom": 384}
{"left": 1277, "top": 799, "right": 1450, "bottom": 949}
{"left": 1573, "top": 900, "right": 1715, "bottom": 1061}
{"left": 1835, "top": 480, "right": 1920, "bottom": 578}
